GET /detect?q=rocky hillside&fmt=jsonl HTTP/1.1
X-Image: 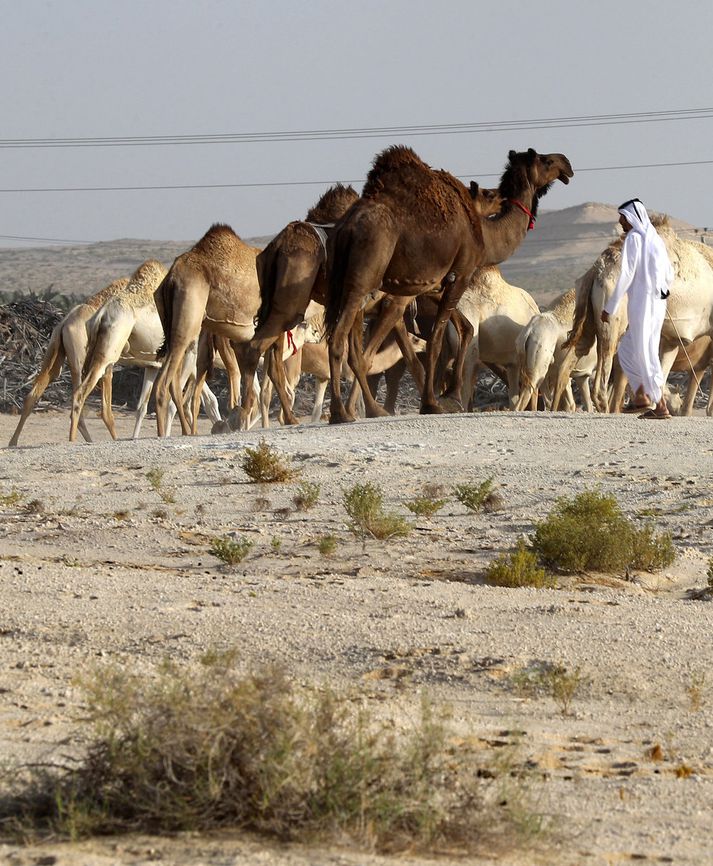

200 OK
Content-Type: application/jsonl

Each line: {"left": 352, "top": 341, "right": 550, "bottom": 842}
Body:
{"left": 0, "top": 204, "right": 702, "bottom": 309}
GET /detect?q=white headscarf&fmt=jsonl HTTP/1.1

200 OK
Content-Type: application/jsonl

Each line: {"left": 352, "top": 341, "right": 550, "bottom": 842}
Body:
{"left": 618, "top": 198, "right": 674, "bottom": 298}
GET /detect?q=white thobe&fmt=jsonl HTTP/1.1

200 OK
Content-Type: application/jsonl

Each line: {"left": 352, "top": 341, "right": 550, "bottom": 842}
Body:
{"left": 604, "top": 232, "right": 670, "bottom": 403}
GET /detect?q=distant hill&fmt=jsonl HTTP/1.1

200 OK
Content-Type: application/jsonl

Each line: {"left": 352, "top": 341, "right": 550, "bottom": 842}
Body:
{"left": 0, "top": 204, "right": 705, "bottom": 308}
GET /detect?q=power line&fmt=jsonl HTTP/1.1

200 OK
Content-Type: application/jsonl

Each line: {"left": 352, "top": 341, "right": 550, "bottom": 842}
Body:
{"left": 0, "top": 157, "right": 711, "bottom": 195}
{"left": 1, "top": 107, "right": 712, "bottom": 148}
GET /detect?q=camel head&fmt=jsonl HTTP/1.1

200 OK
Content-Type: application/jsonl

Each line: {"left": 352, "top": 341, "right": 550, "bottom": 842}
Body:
{"left": 503, "top": 149, "right": 574, "bottom": 200}
{"left": 469, "top": 182, "right": 504, "bottom": 217}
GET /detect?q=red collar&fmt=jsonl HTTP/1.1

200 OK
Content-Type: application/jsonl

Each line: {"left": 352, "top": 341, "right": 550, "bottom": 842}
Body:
{"left": 509, "top": 199, "right": 536, "bottom": 231}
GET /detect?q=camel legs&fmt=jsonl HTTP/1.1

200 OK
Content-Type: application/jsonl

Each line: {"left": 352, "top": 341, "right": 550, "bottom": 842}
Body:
{"left": 551, "top": 345, "right": 580, "bottom": 412}
{"left": 345, "top": 298, "right": 412, "bottom": 418}
{"left": 100, "top": 366, "right": 117, "bottom": 440}
{"left": 420, "top": 278, "right": 469, "bottom": 414}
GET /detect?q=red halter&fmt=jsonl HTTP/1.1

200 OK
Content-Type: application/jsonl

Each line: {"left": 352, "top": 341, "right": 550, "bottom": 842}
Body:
{"left": 286, "top": 330, "right": 299, "bottom": 356}
{"left": 509, "top": 199, "right": 536, "bottom": 231}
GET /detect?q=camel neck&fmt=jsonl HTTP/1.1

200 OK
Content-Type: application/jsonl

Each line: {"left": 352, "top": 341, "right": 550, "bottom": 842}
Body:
{"left": 479, "top": 188, "right": 537, "bottom": 265}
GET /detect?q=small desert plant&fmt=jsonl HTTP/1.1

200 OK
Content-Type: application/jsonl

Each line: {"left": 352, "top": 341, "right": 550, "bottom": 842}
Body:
{"left": 686, "top": 673, "right": 706, "bottom": 713}
{"left": 242, "top": 440, "right": 298, "bottom": 484}
{"left": 510, "top": 661, "right": 585, "bottom": 716}
{"left": 404, "top": 495, "right": 447, "bottom": 519}
{"left": 0, "top": 659, "right": 533, "bottom": 851}
{"left": 24, "top": 499, "right": 46, "bottom": 515}
{"left": 146, "top": 468, "right": 176, "bottom": 504}
{"left": 343, "top": 482, "right": 411, "bottom": 547}
{"left": 706, "top": 558, "right": 713, "bottom": 592}
{"left": 270, "top": 536, "right": 282, "bottom": 553}
{"left": 0, "top": 490, "right": 22, "bottom": 507}
{"left": 293, "top": 481, "right": 321, "bottom": 511}
{"left": 317, "top": 534, "right": 338, "bottom": 556}
{"left": 209, "top": 535, "right": 254, "bottom": 566}
{"left": 453, "top": 477, "right": 499, "bottom": 513}
{"left": 112, "top": 510, "right": 130, "bottom": 522}
{"left": 484, "top": 542, "right": 556, "bottom": 589}
{"left": 531, "top": 489, "right": 675, "bottom": 574}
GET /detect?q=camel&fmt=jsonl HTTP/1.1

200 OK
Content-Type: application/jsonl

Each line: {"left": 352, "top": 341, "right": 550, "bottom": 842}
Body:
{"left": 69, "top": 260, "right": 223, "bottom": 441}
{"left": 153, "top": 224, "right": 263, "bottom": 437}
{"left": 234, "top": 184, "right": 361, "bottom": 428}
{"left": 248, "top": 181, "right": 504, "bottom": 427}
{"left": 323, "top": 146, "right": 573, "bottom": 422}
{"left": 8, "top": 277, "right": 131, "bottom": 447}
{"left": 559, "top": 221, "right": 713, "bottom": 413}
{"left": 457, "top": 267, "right": 540, "bottom": 410}
{"left": 514, "top": 289, "right": 597, "bottom": 412}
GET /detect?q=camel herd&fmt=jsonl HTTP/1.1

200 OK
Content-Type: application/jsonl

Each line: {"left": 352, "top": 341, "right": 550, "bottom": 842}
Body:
{"left": 7, "top": 143, "right": 713, "bottom": 447}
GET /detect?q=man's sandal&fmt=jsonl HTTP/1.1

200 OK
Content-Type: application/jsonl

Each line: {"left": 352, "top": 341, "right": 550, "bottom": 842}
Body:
{"left": 638, "top": 408, "right": 672, "bottom": 420}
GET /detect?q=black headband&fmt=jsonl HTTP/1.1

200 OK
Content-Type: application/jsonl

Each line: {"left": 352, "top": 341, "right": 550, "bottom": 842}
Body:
{"left": 618, "top": 198, "right": 642, "bottom": 211}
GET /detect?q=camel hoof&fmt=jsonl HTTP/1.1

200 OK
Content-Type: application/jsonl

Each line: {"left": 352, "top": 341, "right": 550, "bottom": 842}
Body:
{"left": 420, "top": 402, "right": 446, "bottom": 415}
{"left": 438, "top": 396, "right": 463, "bottom": 414}
{"left": 226, "top": 408, "right": 241, "bottom": 431}
{"left": 365, "top": 405, "right": 390, "bottom": 419}
{"left": 329, "top": 411, "right": 356, "bottom": 425}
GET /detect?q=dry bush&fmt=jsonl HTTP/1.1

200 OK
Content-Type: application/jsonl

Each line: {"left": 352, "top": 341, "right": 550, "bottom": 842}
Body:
{"left": 242, "top": 440, "right": 298, "bottom": 484}
{"left": 532, "top": 489, "right": 674, "bottom": 574}
{"left": 405, "top": 495, "right": 447, "bottom": 519}
{"left": 0, "top": 658, "right": 536, "bottom": 853}
{"left": 317, "top": 534, "right": 338, "bottom": 556}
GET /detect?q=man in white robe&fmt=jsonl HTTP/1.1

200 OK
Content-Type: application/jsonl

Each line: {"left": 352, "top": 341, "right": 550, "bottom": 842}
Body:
{"left": 601, "top": 198, "right": 675, "bottom": 418}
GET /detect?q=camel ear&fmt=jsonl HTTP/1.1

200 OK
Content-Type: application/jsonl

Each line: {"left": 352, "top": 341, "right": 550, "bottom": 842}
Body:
{"left": 527, "top": 147, "right": 537, "bottom": 160}
{"left": 469, "top": 181, "right": 480, "bottom": 198}
{"left": 508, "top": 150, "right": 517, "bottom": 162}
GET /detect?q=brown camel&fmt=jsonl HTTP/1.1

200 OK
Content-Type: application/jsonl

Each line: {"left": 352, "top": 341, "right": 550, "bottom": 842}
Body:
{"left": 324, "top": 146, "right": 573, "bottom": 422}
{"left": 153, "top": 224, "right": 262, "bottom": 437}
{"left": 8, "top": 277, "right": 130, "bottom": 447}
{"left": 233, "top": 184, "right": 359, "bottom": 429}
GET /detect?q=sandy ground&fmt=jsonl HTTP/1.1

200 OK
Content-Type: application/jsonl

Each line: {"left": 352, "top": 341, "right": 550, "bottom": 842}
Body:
{"left": 1, "top": 407, "right": 713, "bottom": 866}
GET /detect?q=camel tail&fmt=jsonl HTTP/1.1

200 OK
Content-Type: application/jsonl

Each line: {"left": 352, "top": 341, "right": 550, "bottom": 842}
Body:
{"left": 156, "top": 270, "right": 177, "bottom": 359}
{"left": 517, "top": 331, "right": 535, "bottom": 393}
{"left": 562, "top": 264, "right": 596, "bottom": 355}
{"left": 255, "top": 242, "right": 280, "bottom": 330}
{"left": 81, "top": 309, "right": 106, "bottom": 380}
{"left": 324, "top": 227, "right": 352, "bottom": 340}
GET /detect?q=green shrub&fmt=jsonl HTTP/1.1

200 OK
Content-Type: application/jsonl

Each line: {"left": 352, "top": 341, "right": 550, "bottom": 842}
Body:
{"left": 404, "top": 496, "right": 447, "bottom": 519}
{"left": 209, "top": 535, "right": 254, "bottom": 565}
{"left": 531, "top": 489, "right": 674, "bottom": 574}
{"left": 0, "top": 490, "right": 22, "bottom": 507}
{"left": 453, "top": 478, "right": 498, "bottom": 513}
{"left": 484, "top": 542, "right": 555, "bottom": 588}
{"left": 293, "top": 481, "right": 321, "bottom": 511}
{"left": 0, "top": 659, "right": 527, "bottom": 851}
{"left": 343, "top": 483, "right": 411, "bottom": 545}
{"left": 242, "top": 440, "right": 298, "bottom": 483}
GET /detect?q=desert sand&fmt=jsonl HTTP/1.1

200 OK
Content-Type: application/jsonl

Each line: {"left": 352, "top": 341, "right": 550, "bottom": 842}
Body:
{"left": 1, "top": 408, "right": 712, "bottom": 866}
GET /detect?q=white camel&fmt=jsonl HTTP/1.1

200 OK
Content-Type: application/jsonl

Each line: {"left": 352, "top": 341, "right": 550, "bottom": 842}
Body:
{"left": 515, "top": 289, "right": 597, "bottom": 412}
{"left": 559, "top": 220, "right": 713, "bottom": 413}
{"left": 70, "top": 260, "right": 223, "bottom": 441}
{"left": 458, "top": 266, "right": 540, "bottom": 410}
{"left": 9, "top": 277, "right": 131, "bottom": 447}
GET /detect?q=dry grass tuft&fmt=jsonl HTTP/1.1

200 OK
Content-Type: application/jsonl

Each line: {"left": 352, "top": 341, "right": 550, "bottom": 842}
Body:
{"left": 343, "top": 483, "right": 411, "bottom": 546}
{"left": 485, "top": 542, "right": 556, "bottom": 589}
{"left": 453, "top": 478, "right": 501, "bottom": 513}
{"left": 0, "top": 658, "right": 538, "bottom": 853}
{"left": 292, "top": 481, "right": 321, "bottom": 511}
{"left": 209, "top": 536, "right": 254, "bottom": 566}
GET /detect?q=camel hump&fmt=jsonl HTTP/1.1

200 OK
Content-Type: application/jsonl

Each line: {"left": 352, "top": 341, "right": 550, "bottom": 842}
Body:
{"left": 362, "top": 145, "right": 478, "bottom": 226}
{"left": 305, "top": 183, "right": 359, "bottom": 223}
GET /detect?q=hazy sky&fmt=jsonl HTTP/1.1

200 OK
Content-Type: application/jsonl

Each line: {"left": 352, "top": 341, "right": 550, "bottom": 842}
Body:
{"left": 2, "top": 0, "right": 712, "bottom": 246}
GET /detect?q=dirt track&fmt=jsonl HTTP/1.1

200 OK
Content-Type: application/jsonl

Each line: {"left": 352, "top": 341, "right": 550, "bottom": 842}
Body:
{"left": 1, "top": 408, "right": 712, "bottom": 866}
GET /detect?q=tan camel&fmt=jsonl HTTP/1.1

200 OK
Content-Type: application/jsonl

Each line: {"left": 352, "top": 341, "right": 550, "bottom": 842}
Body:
{"left": 8, "top": 277, "right": 131, "bottom": 447}
{"left": 323, "top": 146, "right": 573, "bottom": 422}
{"left": 560, "top": 222, "right": 713, "bottom": 413}
{"left": 514, "top": 289, "right": 597, "bottom": 412}
{"left": 70, "top": 260, "right": 223, "bottom": 441}
{"left": 457, "top": 267, "right": 540, "bottom": 410}
{"left": 153, "top": 224, "right": 262, "bottom": 437}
